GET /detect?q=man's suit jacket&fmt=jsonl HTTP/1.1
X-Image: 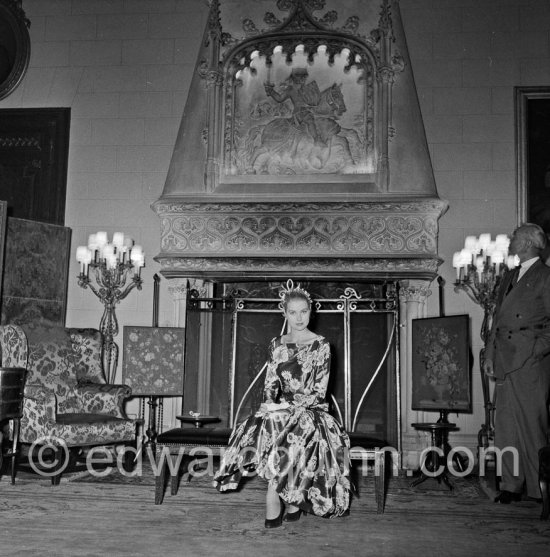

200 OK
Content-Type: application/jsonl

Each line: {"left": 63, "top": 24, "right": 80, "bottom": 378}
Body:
{"left": 485, "top": 259, "right": 550, "bottom": 379}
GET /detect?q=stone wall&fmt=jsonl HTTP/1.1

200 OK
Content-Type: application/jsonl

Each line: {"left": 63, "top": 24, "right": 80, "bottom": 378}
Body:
{"left": 1, "top": 0, "right": 549, "bottom": 449}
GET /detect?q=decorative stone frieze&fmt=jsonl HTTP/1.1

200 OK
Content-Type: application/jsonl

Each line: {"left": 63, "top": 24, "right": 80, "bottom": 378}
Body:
{"left": 152, "top": 198, "right": 447, "bottom": 279}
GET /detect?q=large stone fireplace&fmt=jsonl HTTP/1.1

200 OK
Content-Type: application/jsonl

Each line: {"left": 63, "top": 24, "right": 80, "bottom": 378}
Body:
{"left": 153, "top": 0, "right": 448, "bottom": 466}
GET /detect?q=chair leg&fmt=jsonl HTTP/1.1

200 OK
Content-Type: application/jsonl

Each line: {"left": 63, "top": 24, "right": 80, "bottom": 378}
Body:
{"left": 50, "top": 446, "right": 66, "bottom": 486}
{"left": 10, "top": 418, "right": 20, "bottom": 485}
{"left": 374, "top": 450, "right": 386, "bottom": 514}
{"left": 155, "top": 453, "right": 167, "bottom": 505}
{"left": 121, "top": 441, "right": 137, "bottom": 473}
{"left": 170, "top": 470, "right": 180, "bottom": 496}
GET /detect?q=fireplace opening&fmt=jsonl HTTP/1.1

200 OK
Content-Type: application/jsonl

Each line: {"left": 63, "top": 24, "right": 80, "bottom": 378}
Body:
{"left": 182, "top": 281, "right": 400, "bottom": 449}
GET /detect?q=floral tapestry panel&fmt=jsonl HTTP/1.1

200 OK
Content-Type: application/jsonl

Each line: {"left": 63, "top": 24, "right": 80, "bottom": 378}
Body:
{"left": 122, "top": 326, "right": 185, "bottom": 396}
{"left": 411, "top": 315, "right": 471, "bottom": 412}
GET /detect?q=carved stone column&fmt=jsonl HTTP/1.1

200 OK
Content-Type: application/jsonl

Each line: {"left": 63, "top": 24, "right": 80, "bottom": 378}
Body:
{"left": 167, "top": 278, "right": 189, "bottom": 328}
{"left": 190, "top": 279, "right": 214, "bottom": 414}
{"left": 399, "top": 279, "right": 432, "bottom": 469}
{"left": 155, "top": 278, "right": 188, "bottom": 430}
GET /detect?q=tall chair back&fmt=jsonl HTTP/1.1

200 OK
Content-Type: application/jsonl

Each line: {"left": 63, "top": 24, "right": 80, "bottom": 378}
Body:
{"left": 0, "top": 367, "right": 27, "bottom": 484}
{"left": 0, "top": 367, "right": 27, "bottom": 421}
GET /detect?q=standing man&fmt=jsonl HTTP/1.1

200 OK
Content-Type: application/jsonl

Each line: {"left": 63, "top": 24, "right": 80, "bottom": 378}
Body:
{"left": 485, "top": 223, "right": 550, "bottom": 503}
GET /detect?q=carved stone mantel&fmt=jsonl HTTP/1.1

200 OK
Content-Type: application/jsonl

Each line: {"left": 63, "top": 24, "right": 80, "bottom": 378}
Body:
{"left": 153, "top": 197, "right": 448, "bottom": 280}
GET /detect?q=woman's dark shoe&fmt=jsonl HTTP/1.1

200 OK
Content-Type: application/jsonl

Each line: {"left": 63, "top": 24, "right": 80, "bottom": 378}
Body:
{"left": 283, "top": 509, "right": 303, "bottom": 522}
{"left": 265, "top": 505, "right": 285, "bottom": 529}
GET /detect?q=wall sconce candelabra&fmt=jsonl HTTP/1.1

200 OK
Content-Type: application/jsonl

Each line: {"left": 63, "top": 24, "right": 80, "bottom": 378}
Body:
{"left": 452, "top": 233, "right": 519, "bottom": 450}
{"left": 76, "top": 231, "right": 145, "bottom": 384}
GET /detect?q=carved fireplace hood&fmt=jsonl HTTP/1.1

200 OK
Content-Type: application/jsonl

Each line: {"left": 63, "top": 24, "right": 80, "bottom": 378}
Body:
{"left": 152, "top": 0, "right": 448, "bottom": 281}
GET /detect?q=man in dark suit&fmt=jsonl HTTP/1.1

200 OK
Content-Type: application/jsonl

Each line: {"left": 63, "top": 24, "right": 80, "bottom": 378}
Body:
{"left": 485, "top": 223, "right": 550, "bottom": 503}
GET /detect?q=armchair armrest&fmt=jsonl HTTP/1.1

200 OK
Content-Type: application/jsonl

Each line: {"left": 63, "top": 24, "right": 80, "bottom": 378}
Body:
{"left": 20, "top": 385, "right": 57, "bottom": 443}
{"left": 74, "top": 383, "right": 132, "bottom": 418}
{"left": 0, "top": 324, "right": 28, "bottom": 368}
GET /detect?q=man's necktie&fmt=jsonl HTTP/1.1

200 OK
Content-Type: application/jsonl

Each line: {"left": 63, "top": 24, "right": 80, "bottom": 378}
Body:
{"left": 506, "top": 266, "right": 521, "bottom": 295}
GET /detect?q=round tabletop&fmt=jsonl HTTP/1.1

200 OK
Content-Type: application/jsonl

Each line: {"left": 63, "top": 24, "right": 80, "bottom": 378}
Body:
{"left": 411, "top": 422, "right": 458, "bottom": 431}
{"left": 177, "top": 415, "right": 221, "bottom": 428}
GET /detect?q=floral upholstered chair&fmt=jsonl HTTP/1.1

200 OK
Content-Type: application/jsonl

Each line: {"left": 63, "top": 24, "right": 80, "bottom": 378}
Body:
{"left": 0, "top": 323, "right": 141, "bottom": 484}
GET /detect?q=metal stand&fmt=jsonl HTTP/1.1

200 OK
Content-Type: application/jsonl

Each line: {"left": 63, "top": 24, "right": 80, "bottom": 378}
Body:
{"left": 410, "top": 419, "right": 460, "bottom": 490}
{"left": 146, "top": 396, "right": 160, "bottom": 454}
{"left": 454, "top": 263, "right": 504, "bottom": 464}
{"left": 78, "top": 255, "right": 143, "bottom": 384}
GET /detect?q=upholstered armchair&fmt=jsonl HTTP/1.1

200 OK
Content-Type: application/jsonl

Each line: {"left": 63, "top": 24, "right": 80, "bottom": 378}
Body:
{"left": 0, "top": 323, "right": 141, "bottom": 483}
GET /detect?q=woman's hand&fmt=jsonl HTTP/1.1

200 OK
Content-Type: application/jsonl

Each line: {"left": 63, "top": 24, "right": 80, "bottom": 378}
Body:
{"left": 257, "top": 401, "right": 290, "bottom": 415}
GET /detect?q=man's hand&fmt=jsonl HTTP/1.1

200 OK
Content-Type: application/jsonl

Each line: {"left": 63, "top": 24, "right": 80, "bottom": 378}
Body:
{"left": 484, "top": 358, "right": 495, "bottom": 377}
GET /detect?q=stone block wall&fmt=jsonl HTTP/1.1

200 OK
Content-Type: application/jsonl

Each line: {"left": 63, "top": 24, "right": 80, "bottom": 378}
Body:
{"left": 1, "top": 0, "right": 549, "bottom": 444}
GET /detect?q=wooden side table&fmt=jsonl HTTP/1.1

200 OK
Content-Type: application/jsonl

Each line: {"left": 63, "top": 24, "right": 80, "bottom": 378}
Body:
{"left": 0, "top": 367, "right": 27, "bottom": 484}
{"left": 410, "top": 421, "right": 459, "bottom": 490}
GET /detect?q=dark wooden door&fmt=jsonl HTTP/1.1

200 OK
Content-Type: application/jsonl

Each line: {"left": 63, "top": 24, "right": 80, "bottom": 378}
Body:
{"left": 0, "top": 108, "right": 70, "bottom": 225}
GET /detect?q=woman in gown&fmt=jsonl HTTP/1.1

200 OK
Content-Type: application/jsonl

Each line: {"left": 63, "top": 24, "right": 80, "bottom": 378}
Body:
{"left": 213, "top": 282, "right": 351, "bottom": 528}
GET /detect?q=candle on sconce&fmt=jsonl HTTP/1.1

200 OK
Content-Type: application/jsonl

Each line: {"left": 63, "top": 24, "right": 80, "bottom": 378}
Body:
{"left": 492, "top": 250, "right": 504, "bottom": 274}
{"left": 112, "top": 232, "right": 124, "bottom": 248}
{"left": 495, "top": 234, "right": 510, "bottom": 251}
{"left": 452, "top": 252, "right": 462, "bottom": 280}
{"left": 102, "top": 244, "right": 115, "bottom": 261}
{"left": 95, "top": 231, "right": 108, "bottom": 247}
{"left": 478, "top": 233, "right": 491, "bottom": 251}
{"left": 464, "top": 236, "right": 478, "bottom": 253}
{"left": 130, "top": 245, "right": 143, "bottom": 266}
{"left": 76, "top": 246, "right": 88, "bottom": 274}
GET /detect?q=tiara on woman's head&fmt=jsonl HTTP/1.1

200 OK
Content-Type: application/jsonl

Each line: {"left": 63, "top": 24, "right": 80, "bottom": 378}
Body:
{"left": 279, "top": 279, "right": 312, "bottom": 306}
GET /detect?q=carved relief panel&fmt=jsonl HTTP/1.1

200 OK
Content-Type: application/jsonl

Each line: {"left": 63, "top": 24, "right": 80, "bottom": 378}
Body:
{"left": 200, "top": 0, "right": 404, "bottom": 192}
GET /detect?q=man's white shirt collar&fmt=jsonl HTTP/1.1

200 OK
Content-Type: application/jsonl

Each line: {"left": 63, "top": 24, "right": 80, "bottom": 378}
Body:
{"left": 517, "top": 256, "right": 538, "bottom": 280}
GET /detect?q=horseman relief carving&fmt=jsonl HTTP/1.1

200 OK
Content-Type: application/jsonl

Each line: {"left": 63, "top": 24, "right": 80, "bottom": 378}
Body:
{"left": 231, "top": 48, "right": 371, "bottom": 176}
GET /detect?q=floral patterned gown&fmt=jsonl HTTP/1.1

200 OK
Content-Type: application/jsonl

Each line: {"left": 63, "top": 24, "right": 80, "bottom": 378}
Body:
{"left": 213, "top": 335, "right": 351, "bottom": 517}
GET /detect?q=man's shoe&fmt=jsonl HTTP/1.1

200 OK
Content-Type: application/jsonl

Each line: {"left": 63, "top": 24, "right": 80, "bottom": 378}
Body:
{"left": 494, "top": 490, "right": 522, "bottom": 504}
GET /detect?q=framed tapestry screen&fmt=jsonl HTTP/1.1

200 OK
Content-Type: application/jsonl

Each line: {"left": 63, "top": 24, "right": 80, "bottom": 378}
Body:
{"left": 122, "top": 326, "right": 186, "bottom": 397}
{"left": 1, "top": 217, "right": 71, "bottom": 326}
{"left": 411, "top": 315, "right": 471, "bottom": 413}
{"left": 515, "top": 86, "right": 550, "bottom": 234}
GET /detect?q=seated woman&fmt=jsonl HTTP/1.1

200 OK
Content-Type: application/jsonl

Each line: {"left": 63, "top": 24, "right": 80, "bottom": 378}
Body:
{"left": 213, "top": 281, "right": 351, "bottom": 528}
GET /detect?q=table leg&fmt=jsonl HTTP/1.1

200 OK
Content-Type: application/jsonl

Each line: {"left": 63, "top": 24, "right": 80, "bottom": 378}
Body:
{"left": 146, "top": 396, "right": 159, "bottom": 454}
